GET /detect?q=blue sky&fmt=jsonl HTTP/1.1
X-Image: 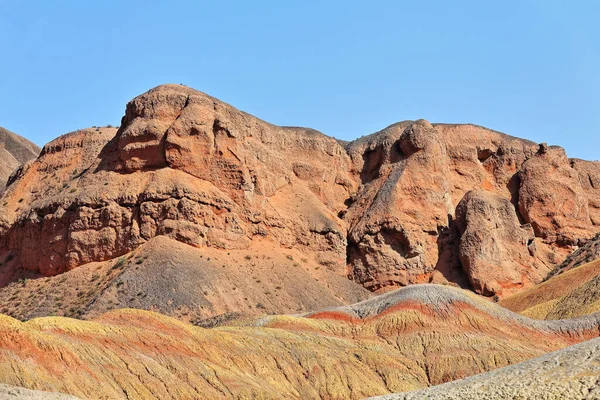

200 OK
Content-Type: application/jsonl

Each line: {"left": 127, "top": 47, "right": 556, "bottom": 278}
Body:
{"left": 0, "top": 1, "right": 598, "bottom": 160}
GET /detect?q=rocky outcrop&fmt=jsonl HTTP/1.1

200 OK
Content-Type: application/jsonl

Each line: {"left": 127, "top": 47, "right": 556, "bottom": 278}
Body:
{"left": 344, "top": 121, "right": 598, "bottom": 295}
{"left": 572, "top": 158, "right": 600, "bottom": 226}
{"left": 345, "top": 120, "right": 454, "bottom": 291}
{"left": 0, "top": 84, "right": 599, "bottom": 298}
{"left": 518, "top": 144, "right": 594, "bottom": 246}
{"left": 455, "top": 190, "right": 546, "bottom": 296}
{"left": 0, "top": 86, "right": 354, "bottom": 278}
{"left": 0, "top": 127, "right": 40, "bottom": 190}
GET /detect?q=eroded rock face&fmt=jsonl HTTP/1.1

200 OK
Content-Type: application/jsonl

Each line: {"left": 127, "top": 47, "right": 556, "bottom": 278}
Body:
{"left": 571, "top": 159, "right": 600, "bottom": 227}
{"left": 0, "top": 84, "right": 598, "bottom": 298}
{"left": 455, "top": 190, "right": 546, "bottom": 296}
{"left": 345, "top": 120, "right": 454, "bottom": 290}
{"left": 0, "top": 85, "right": 355, "bottom": 278}
{"left": 343, "top": 123, "right": 599, "bottom": 295}
{"left": 518, "top": 145, "right": 594, "bottom": 246}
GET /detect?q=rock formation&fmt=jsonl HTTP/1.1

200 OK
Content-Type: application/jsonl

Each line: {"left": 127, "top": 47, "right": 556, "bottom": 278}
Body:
{"left": 518, "top": 144, "right": 594, "bottom": 246}
{"left": 455, "top": 190, "right": 543, "bottom": 296}
{"left": 0, "top": 86, "right": 354, "bottom": 280}
{"left": 0, "top": 126, "right": 40, "bottom": 190}
{"left": 0, "top": 84, "right": 599, "bottom": 299}
{"left": 344, "top": 122, "right": 599, "bottom": 296}
{"left": 0, "top": 284, "right": 598, "bottom": 400}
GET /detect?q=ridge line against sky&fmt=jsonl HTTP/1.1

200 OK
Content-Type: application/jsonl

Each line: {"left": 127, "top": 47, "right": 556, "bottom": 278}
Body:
{"left": 0, "top": 0, "right": 598, "bottom": 160}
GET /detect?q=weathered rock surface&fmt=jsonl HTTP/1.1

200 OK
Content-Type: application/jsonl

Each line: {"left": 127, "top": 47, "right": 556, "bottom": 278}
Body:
{"left": 0, "top": 284, "right": 599, "bottom": 400}
{"left": 455, "top": 190, "right": 546, "bottom": 296}
{"left": 370, "top": 336, "right": 600, "bottom": 400}
{"left": 0, "top": 86, "right": 354, "bottom": 280}
{"left": 0, "top": 126, "right": 40, "bottom": 190}
{"left": 344, "top": 121, "right": 598, "bottom": 295}
{"left": 1, "top": 84, "right": 599, "bottom": 299}
{"left": 519, "top": 144, "right": 595, "bottom": 246}
{"left": 344, "top": 121, "right": 455, "bottom": 291}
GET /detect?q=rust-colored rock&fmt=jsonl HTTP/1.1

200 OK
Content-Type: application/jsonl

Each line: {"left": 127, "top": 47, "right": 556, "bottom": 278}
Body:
{"left": 455, "top": 190, "right": 547, "bottom": 296}
{"left": 0, "top": 84, "right": 599, "bottom": 299}
{"left": 518, "top": 145, "right": 594, "bottom": 246}
{"left": 0, "top": 85, "right": 354, "bottom": 278}
{"left": 345, "top": 120, "right": 454, "bottom": 291}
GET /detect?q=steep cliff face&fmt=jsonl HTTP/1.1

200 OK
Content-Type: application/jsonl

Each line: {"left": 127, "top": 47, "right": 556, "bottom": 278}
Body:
{"left": 0, "top": 84, "right": 598, "bottom": 299}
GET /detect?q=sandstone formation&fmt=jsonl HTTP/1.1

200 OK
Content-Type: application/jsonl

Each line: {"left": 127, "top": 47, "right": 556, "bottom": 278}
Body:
{"left": 343, "top": 121, "right": 598, "bottom": 296}
{"left": 518, "top": 144, "right": 594, "bottom": 246}
{"left": 344, "top": 120, "right": 455, "bottom": 291}
{"left": 0, "top": 86, "right": 354, "bottom": 280}
{"left": 455, "top": 190, "right": 543, "bottom": 296}
{"left": 0, "top": 84, "right": 599, "bottom": 299}
{"left": 0, "top": 126, "right": 40, "bottom": 190}
{"left": 0, "top": 284, "right": 599, "bottom": 400}
{"left": 370, "top": 336, "right": 600, "bottom": 400}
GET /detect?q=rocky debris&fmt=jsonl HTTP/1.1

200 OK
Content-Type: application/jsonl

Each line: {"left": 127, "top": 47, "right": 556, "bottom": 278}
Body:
{"left": 0, "top": 236, "right": 370, "bottom": 321}
{"left": 0, "top": 126, "right": 40, "bottom": 190}
{"left": 370, "top": 336, "right": 600, "bottom": 400}
{"left": 0, "top": 284, "right": 598, "bottom": 400}
{"left": 455, "top": 190, "right": 547, "bottom": 296}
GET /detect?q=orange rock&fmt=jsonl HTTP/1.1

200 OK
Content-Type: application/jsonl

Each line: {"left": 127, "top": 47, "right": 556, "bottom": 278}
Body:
{"left": 456, "top": 190, "right": 547, "bottom": 296}
{"left": 1, "top": 85, "right": 599, "bottom": 299}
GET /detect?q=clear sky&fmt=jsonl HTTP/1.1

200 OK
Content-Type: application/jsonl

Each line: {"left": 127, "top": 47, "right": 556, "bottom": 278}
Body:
{"left": 0, "top": 1, "right": 598, "bottom": 160}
